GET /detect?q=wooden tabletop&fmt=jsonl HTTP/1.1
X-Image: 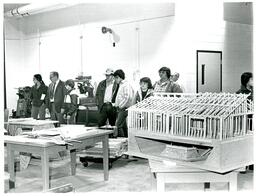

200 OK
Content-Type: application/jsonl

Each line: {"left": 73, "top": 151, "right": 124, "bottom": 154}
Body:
{"left": 8, "top": 119, "right": 59, "bottom": 126}
{"left": 4, "top": 126, "right": 113, "bottom": 147}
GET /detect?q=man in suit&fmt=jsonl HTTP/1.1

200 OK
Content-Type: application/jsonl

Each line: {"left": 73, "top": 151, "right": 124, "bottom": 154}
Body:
{"left": 45, "top": 71, "right": 66, "bottom": 124}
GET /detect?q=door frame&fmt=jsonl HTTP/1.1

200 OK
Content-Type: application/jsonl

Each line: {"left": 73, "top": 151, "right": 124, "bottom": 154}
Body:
{"left": 196, "top": 50, "right": 222, "bottom": 93}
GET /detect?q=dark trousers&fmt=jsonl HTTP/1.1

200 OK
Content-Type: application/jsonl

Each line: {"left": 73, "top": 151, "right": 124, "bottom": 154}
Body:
{"left": 115, "top": 108, "right": 128, "bottom": 137}
{"left": 63, "top": 112, "right": 77, "bottom": 124}
{"left": 50, "top": 103, "right": 64, "bottom": 124}
{"left": 98, "top": 103, "right": 117, "bottom": 127}
{"left": 31, "top": 104, "right": 46, "bottom": 120}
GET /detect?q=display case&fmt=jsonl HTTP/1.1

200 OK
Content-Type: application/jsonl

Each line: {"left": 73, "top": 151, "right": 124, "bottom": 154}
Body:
{"left": 128, "top": 93, "right": 254, "bottom": 173}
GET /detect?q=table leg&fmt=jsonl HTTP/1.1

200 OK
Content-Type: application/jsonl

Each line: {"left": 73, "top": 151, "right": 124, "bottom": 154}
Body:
{"left": 229, "top": 172, "right": 238, "bottom": 191}
{"left": 70, "top": 149, "right": 77, "bottom": 175}
{"left": 151, "top": 172, "right": 157, "bottom": 191}
{"left": 102, "top": 134, "right": 109, "bottom": 181}
{"left": 41, "top": 148, "right": 50, "bottom": 191}
{"left": 7, "top": 144, "right": 15, "bottom": 189}
{"left": 156, "top": 173, "right": 165, "bottom": 192}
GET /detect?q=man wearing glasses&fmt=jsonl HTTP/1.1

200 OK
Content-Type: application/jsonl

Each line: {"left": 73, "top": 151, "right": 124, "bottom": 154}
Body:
{"left": 45, "top": 71, "right": 66, "bottom": 124}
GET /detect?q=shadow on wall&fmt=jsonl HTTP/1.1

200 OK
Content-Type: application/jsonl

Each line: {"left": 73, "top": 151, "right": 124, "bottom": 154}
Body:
{"left": 223, "top": 21, "right": 253, "bottom": 93}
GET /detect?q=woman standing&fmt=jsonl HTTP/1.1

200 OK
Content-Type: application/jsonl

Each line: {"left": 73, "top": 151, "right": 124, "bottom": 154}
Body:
{"left": 133, "top": 77, "right": 154, "bottom": 104}
{"left": 30, "top": 74, "right": 48, "bottom": 119}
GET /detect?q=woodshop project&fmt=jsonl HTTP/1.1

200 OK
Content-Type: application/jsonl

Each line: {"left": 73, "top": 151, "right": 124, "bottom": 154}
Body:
{"left": 128, "top": 92, "right": 254, "bottom": 173}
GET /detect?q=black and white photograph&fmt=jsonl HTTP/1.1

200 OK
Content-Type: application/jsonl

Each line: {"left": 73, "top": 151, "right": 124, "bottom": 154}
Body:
{"left": 1, "top": 0, "right": 254, "bottom": 193}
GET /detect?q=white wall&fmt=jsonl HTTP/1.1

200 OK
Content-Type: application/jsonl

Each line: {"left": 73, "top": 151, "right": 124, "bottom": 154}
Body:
{"left": 4, "top": 2, "right": 253, "bottom": 111}
{"left": 5, "top": 19, "right": 26, "bottom": 112}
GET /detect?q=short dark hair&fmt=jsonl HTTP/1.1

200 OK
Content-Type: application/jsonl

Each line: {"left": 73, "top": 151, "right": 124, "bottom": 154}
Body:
{"left": 140, "top": 77, "right": 153, "bottom": 89}
{"left": 159, "top": 67, "right": 171, "bottom": 79}
{"left": 50, "top": 71, "right": 59, "bottom": 78}
{"left": 241, "top": 72, "right": 252, "bottom": 86}
{"left": 113, "top": 69, "right": 125, "bottom": 80}
{"left": 65, "top": 79, "right": 75, "bottom": 88}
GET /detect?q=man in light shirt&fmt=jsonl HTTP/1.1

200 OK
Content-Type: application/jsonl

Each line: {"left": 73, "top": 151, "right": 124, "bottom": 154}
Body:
{"left": 153, "top": 67, "right": 183, "bottom": 93}
{"left": 113, "top": 69, "right": 134, "bottom": 137}
{"left": 45, "top": 71, "right": 66, "bottom": 124}
{"left": 95, "top": 68, "right": 118, "bottom": 127}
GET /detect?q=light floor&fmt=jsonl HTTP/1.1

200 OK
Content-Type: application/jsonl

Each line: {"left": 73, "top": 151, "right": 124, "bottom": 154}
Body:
{"left": 4, "top": 155, "right": 254, "bottom": 192}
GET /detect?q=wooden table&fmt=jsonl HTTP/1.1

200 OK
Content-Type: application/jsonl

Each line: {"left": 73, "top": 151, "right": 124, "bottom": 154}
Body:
{"left": 7, "top": 119, "right": 59, "bottom": 135}
{"left": 149, "top": 160, "right": 242, "bottom": 192}
{"left": 5, "top": 126, "right": 113, "bottom": 191}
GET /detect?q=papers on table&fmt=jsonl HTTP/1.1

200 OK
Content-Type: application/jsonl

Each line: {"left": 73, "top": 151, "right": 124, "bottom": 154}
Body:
{"left": 25, "top": 130, "right": 60, "bottom": 137}
{"left": 5, "top": 126, "right": 112, "bottom": 146}
{"left": 4, "top": 135, "right": 65, "bottom": 146}
{"left": 22, "top": 125, "right": 102, "bottom": 140}
{"left": 8, "top": 118, "right": 33, "bottom": 122}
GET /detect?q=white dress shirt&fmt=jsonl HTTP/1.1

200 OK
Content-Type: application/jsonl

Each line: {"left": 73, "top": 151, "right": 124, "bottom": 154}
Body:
{"left": 104, "top": 80, "right": 114, "bottom": 103}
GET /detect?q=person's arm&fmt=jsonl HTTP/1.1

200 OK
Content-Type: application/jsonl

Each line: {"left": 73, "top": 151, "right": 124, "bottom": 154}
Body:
{"left": 117, "top": 84, "right": 133, "bottom": 109}
{"left": 60, "top": 81, "right": 66, "bottom": 107}
{"left": 30, "top": 86, "right": 34, "bottom": 100}
{"left": 132, "top": 91, "right": 139, "bottom": 105}
{"left": 45, "top": 84, "right": 50, "bottom": 110}
{"left": 42, "top": 85, "right": 48, "bottom": 104}
{"left": 95, "top": 81, "right": 102, "bottom": 106}
{"left": 67, "top": 94, "right": 78, "bottom": 115}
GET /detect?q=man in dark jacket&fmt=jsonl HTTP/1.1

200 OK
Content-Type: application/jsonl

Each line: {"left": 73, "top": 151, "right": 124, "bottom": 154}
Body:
{"left": 95, "top": 68, "right": 118, "bottom": 127}
{"left": 45, "top": 71, "right": 66, "bottom": 124}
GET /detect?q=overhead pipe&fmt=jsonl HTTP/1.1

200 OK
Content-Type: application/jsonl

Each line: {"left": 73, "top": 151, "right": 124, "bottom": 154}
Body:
{"left": 4, "top": 2, "right": 77, "bottom": 18}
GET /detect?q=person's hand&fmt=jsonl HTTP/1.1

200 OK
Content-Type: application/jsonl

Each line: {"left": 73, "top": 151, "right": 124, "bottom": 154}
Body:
{"left": 61, "top": 108, "right": 65, "bottom": 114}
{"left": 113, "top": 127, "right": 118, "bottom": 138}
{"left": 67, "top": 115, "right": 71, "bottom": 120}
{"left": 63, "top": 114, "right": 67, "bottom": 119}
{"left": 115, "top": 106, "right": 120, "bottom": 113}
{"left": 45, "top": 108, "right": 50, "bottom": 113}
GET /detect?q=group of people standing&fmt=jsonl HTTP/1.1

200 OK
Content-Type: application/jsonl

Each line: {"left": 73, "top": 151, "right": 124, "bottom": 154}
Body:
{"left": 30, "top": 66, "right": 183, "bottom": 138}
{"left": 29, "top": 68, "right": 253, "bottom": 139}
{"left": 30, "top": 71, "right": 78, "bottom": 124}
{"left": 95, "top": 66, "right": 183, "bottom": 137}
